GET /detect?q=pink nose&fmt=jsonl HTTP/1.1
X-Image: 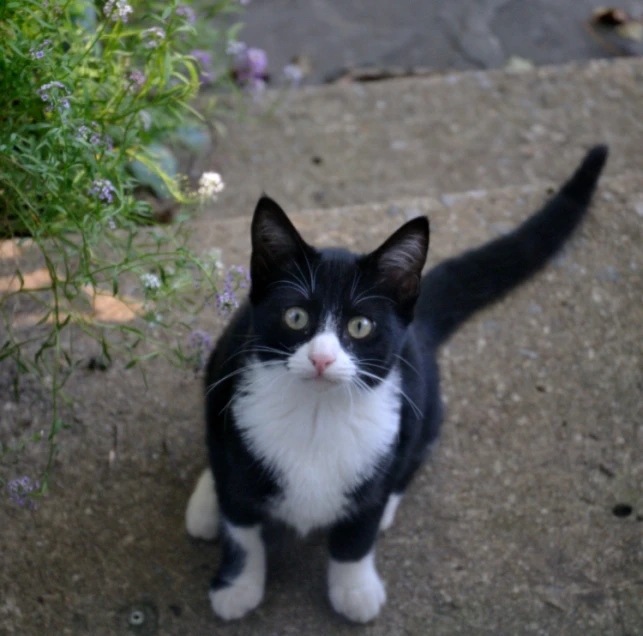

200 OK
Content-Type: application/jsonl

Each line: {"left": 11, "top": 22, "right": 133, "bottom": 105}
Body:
{"left": 309, "top": 354, "right": 335, "bottom": 376}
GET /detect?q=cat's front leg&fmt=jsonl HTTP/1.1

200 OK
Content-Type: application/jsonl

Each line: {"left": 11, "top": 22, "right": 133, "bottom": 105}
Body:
{"left": 209, "top": 518, "right": 266, "bottom": 620}
{"left": 328, "top": 507, "right": 386, "bottom": 623}
{"left": 185, "top": 468, "right": 220, "bottom": 540}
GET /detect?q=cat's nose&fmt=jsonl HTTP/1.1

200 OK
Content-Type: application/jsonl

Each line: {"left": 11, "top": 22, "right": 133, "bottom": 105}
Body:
{"left": 309, "top": 353, "right": 335, "bottom": 376}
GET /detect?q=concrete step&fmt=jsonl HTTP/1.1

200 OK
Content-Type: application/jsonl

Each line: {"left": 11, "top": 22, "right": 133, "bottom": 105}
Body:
{"left": 202, "top": 58, "right": 643, "bottom": 218}
{"left": 189, "top": 170, "right": 642, "bottom": 282}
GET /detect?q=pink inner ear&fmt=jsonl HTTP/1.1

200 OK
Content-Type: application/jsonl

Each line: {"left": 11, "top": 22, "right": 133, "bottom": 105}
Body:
{"left": 396, "top": 273, "right": 421, "bottom": 299}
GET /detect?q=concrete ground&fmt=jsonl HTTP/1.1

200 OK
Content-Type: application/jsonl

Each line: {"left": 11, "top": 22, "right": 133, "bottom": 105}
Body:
{"left": 2, "top": 2, "right": 643, "bottom": 633}
{"left": 241, "top": 0, "right": 643, "bottom": 86}
{"left": 1, "top": 169, "right": 642, "bottom": 634}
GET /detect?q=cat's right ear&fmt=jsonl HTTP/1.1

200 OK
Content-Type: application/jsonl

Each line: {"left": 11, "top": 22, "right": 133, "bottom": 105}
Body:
{"left": 250, "top": 196, "right": 313, "bottom": 293}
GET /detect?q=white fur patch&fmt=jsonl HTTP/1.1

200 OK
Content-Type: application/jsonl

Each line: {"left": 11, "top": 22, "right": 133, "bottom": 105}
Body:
{"left": 233, "top": 362, "right": 401, "bottom": 536}
{"left": 209, "top": 523, "right": 266, "bottom": 620}
{"left": 287, "top": 329, "right": 357, "bottom": 383}
{"left": 328, "top": 551, "right": 386, "bottom": 623}
{"left": 379, "top": 493, "right": 402, "bottom": 532}
{"left": 185, "top": 468, "right": 220, "bottom": 540}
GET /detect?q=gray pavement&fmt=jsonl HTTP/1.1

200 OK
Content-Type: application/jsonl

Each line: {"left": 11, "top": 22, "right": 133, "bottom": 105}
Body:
{"left": 1, "top": 175, "right": 642, "bottom": 634}
{"left": 240, "top": 0, "right": 643, "bottom": 85}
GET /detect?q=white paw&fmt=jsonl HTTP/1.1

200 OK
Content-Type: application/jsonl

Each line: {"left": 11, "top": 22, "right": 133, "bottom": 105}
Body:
{"left": 209, "top": 580, "right": 264, "bottom": 621}
{"left": 328, "top": 554, "right": 386, "bottom": 623}
{"left": 185, "top": 468, "right": 219, "bottom": 540}
{"left": 379, "top": 494, "right": 402, "bottom": 532}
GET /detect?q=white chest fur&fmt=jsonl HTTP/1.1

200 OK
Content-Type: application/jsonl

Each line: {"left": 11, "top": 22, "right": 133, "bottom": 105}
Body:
{"left": 232, "top": 364, "right": 402, "bottom": 535}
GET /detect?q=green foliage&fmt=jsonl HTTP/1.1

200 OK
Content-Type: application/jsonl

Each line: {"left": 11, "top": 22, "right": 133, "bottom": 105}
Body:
{"left": 0, "top": 0, "right": 246, "bottom": 493}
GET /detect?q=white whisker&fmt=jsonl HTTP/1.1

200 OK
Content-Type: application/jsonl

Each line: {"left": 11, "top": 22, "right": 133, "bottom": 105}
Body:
{"left": 357, "top": 368, "right": 422, "bottom": 419}
{"left": 206, "top": 359, "right": 285, "bottom": 397}
{"left": 272, "top": 278, "right": 310, "bottom": 298}
{"left": 393, "top": 353, "right": 421, "bottom": 378}
{"left": 292, "top": 261, "right": 312, "bottom": 298}
{"left": 349, "top": 270, "right": 362, "bottom": 301}
{"left": 353, "top": 294, "right": 393, "bottom": 306}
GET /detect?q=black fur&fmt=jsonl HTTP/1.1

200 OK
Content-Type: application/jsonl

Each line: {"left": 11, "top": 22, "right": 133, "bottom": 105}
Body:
{"left": 418, "top": 145, "right": 608, "bottom": 345}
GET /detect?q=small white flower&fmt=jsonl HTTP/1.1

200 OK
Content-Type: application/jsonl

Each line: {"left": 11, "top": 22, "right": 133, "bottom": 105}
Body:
{"left": 226, "top": 40, "right": 247, "bottom": 57}
{"left": 142, "top": 27, "right": 166, "bottom": 48}
{"left": 104, "top": 0, "right": 133, "bottom": 22}
{"left": 139, "top": 110, "right": 152, "bottom": 131}
{"left": 198, "top": 172, "right": 225, "bottom": 200}
{"left": 141, "top": 273, "right": 161, "bottom": 290}
{"left": 283, "top": 64, "right": 304, "bottom": 86}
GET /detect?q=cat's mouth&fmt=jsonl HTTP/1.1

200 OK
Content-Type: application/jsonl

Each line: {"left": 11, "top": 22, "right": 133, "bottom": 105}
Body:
{"left": 296, "top": 371, "right": 349, "bottom": 388}
{"left": 302, "top": 373, "right": 341, "bottom": 384}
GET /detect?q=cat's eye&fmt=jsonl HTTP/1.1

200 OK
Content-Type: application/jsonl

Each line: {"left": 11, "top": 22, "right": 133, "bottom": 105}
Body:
{"left": 284, "top": 306, "right": 309, "bottom": 330}
{"left": 347, "top": 316, "right": 373, "bottom": 339}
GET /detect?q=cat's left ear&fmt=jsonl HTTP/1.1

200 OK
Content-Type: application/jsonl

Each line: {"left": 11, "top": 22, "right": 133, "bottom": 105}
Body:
{"left": 368, "top": 217, "right": 430, "bottom": 303}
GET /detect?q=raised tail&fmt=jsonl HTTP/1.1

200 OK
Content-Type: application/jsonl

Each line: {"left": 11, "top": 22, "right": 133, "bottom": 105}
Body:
{"left": 417, "top": 145, "right": 609, "bottom": 346}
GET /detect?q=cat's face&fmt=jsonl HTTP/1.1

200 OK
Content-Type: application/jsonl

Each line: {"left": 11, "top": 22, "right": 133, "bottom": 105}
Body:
{"left": 247, "top": 197, "right": 429, "bottom": 389}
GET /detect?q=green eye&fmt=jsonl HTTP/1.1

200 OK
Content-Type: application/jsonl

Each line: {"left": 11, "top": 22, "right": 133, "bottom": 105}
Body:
{"left": 284, "top": 306, "right": 309, "bottom": 330}
{"left": 347, "top": 316, "right": 373, "bottom": 339}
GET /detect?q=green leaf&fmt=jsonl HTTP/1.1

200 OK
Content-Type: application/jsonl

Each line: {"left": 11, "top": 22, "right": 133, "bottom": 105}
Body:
{"left": 128, "top": 143, "right": 178, "bottom": 199}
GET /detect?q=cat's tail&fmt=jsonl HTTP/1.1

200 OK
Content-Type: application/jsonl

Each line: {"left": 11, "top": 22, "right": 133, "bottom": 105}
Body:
{"left": 417, "top": 145, "right": 609, "bottom": 347}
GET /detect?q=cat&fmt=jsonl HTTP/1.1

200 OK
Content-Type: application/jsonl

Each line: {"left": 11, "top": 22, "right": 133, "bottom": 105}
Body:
{"left": 185, "top": 145, "right": 608, "bottom": 623}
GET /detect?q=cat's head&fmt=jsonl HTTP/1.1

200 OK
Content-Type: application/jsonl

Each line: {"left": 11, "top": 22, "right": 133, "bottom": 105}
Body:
{"left": 247, "top": 196, "right": 429, "bottom": 389}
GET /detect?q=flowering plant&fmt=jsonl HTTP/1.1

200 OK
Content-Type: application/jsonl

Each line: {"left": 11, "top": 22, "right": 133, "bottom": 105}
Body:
{"left": 0, "top": 0, "right": 254, "bottom": 502}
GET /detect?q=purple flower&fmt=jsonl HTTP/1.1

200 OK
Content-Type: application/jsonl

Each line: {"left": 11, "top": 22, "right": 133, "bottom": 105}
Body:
{"left": 77, "top": 124, "right": 113, "bottom": 152}
{"left": 37, "top": 81, "right": 70, "bottom": 113}
{"left": 8, "top": 476, "right": 40, "bottom": 509}
{"left": 91, "top": 132, "right": 113, "bottom": 151}
{"left": 190, "top": 49, "right": 215, "bottom": 85}
{"left": 233, "top": 265, "right": 251, "bottom": 289}
{"left": 30, "top": 39, "right": 52, "bottom": 60}
{"left": 176, "top": 5, "right": 196, "bottom": 23}
{"left": 188, "top": 329, "right": 213, "bottom": 370}
{"left": 37, "top": 81, "right": 66, "bottom": 101}
{"left": 231, "top": 47, "right": 268, "bottom": 92}
{"left": 89, "top": 179, "right": 117, "bottom": 204}
{"left": 215, "top": 265, "right": 250, "bottom": 315}
{"left": 247, "top": 49, "right": 268, "bottom": 76}
{"left": 127, "top": 69, "right": 146, "bottom": 90}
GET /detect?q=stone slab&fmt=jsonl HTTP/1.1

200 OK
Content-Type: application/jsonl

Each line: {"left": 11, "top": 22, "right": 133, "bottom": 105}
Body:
{"left": 201, "top": 59, "right": 643, "bottom": 218}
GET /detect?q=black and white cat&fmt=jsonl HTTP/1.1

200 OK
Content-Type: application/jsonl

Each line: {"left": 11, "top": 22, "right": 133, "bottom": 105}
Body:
{"left": 185, "top": 146, "right": 608, "bottom": 623}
